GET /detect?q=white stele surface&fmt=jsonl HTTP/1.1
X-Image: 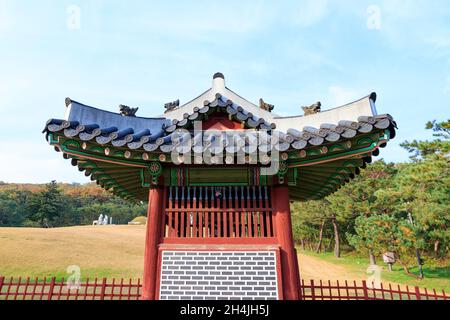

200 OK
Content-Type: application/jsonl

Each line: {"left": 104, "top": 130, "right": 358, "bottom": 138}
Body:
{"left": 159, "top": 250, "right": 279, "bottom": 300}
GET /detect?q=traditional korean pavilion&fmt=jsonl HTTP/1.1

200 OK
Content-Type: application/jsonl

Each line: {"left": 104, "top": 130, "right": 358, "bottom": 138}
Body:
{"left": 43, "top": 73, "right": 397, "bottom": 300}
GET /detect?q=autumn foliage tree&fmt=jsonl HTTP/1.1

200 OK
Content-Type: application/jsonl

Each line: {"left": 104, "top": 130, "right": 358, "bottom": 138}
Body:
{"left": 0, "top": 182, "right": 147, "bottom": 227}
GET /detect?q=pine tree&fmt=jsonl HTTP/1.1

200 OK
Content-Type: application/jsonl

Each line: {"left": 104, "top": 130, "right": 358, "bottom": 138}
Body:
{"left": 28, "top": 181, "right": 64, "bottom": 228}
{"left": 400, "top": 119, "right": 450, "bottom": 160}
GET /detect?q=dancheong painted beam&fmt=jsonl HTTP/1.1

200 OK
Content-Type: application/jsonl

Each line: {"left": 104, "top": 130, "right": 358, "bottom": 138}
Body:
{"left": 43, "top": 73, "right": 397, "bottom": 300}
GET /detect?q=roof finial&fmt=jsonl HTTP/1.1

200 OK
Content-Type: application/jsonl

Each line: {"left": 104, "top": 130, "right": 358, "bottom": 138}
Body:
{"left": 164, "top": 99, "right": 180, "bottom": 113}
{"left": 213, "top": 72, "right": 224, "bottom": 79}
{"left": 212, "top": 72, "right": 226, "bottom": 94}
{"left": 259, "top": 98, "right": 274, "bottom": 112}
{"left": 302, "top": 102, "right": 321, "bottom": 116}
{"left": 119, "top": 104, "right": 138, "bottom": 117}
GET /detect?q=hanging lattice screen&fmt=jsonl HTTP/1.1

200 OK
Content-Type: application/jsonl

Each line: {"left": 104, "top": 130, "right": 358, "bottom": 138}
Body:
{"left": 163, "top": 186, "right": 274, "bottom": 238}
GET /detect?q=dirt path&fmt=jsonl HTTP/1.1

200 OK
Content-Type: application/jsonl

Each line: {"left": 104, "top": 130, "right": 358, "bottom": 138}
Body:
{"left": 297, "top": 252, "right": 366, "bottom": 282}
{"left": 296, "top": 252, "right": 423, "bottom": 291}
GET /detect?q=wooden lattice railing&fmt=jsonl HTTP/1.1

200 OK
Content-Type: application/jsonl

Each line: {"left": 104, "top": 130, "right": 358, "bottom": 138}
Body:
{"left": 0, "top": 277, "right": 447, "bottom": 300}
{"left": 163, "top": 186, "right": 274, "bottom": 238}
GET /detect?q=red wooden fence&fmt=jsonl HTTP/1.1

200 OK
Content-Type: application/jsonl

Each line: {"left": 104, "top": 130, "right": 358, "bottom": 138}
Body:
{"left": 0, "top": 276, "right": 447, "bottom": 300}
{"left": 0, "top": 277, "right": 141, "bottom": 300}
{"left": 300, "top": 279, "right": 448, "bottom": 300}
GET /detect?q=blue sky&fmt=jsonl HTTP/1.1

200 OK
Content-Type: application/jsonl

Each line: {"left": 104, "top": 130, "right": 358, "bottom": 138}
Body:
{"left": 0, "top": 0, "right": 449, "bottom": 183}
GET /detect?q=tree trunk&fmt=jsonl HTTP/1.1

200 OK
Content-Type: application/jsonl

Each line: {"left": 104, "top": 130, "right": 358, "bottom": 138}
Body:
{"left": 415, "top": 249, "right": 424, "bottom": 279}
{"left": 369, "top": 250, "right": 377, "bottom": 265}
{"left": 331, "top": 215, "right": 340, "bottom": 258}
{"left": 300, "top": 239, "right": 305, "bottom": 251}
{"left": 396, "top": 254, "right": 422, "bottom": 280}
{"left": 315, "top": 220, "right": 326, "bottom": 253}
{"left": 434, "top": 240, "right": 440, "bottom": 253}
{"left": 326, "top": 237, "right": 333, "bottom": 252}
{"left": 407, "top": 212, "right": 424, "bottom": 279}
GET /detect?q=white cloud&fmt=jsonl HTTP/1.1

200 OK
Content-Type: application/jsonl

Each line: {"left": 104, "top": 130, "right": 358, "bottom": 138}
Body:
{"left": 0, "top": 0, "right": 15, "bottom": 36}
{"left": 248, "top": 61, "right": 271, "bottom": 76}
{"left": 0, "top": 73, "right": 35, "bottom": 111}
{"left": 375, "top": 0, "right": 450, "bottom": 54}
{"left": 292, "top": 0, "right": 329, "bottom": 27}
{"left": 444, "top": 76, "right": 450, "bottom": 94}
{"left": 0, "top": 140, "right": 88, "bottom": 183}
{"left": 328, "top": 85, "right": 360, "bottom": 106}
{"left": 380, "top": 0, "right": 428, "bottom": 19}
{"left": 425, "top": 34, "right": 450, "bottom": 50}
{"left": 133, "top": 0, "right": 275, "bottom": 41}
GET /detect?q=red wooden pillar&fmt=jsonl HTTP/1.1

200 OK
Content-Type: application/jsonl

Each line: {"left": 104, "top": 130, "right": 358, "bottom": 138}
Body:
{"left": 141, "top": 186, "right": 164, "bottom": 300}
{"left": 272, "top": 184, "right": 301, "bottom": 300}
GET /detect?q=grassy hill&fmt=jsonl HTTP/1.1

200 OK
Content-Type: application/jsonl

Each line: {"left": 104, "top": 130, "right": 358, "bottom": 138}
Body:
{"left": 0, "top": 225, "right": 145, "bottom": 280}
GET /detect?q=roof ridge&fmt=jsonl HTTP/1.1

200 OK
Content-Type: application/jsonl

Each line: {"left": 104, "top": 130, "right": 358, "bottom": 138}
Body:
{"left": 273, "top": 92, "right": 376, "bottom": 120}
{"left": 163, "top": 93, "right": 276, "bottom": 133}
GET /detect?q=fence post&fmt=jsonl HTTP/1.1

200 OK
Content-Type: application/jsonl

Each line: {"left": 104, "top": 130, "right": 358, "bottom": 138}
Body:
{"left": 299, "top": 279, "right": 304, "bottom": 301}
{"left": 415, "top": 286, "right": 421, "bottom": 300}
{"left": 362, "top": 280, "right": 369, "bottom": 300}
{"left": 0, "top": 276, "right": 4, "bottom": 297}
{"left": 100, "top": 278, "right": 107, "bottom": 300}
{"left": 310, "top": 279, "right": 315, "bottom": 300}
{"left": 47, "top": 277, "right": 56, "bottom": 300}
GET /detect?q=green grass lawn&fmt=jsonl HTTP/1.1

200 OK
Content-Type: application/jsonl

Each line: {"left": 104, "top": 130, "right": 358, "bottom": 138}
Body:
{"left": 298, "top": 249, "right": 450, "bottom": 292}
{"left": 2, "top": 268, "right": 142, "bottom": 283}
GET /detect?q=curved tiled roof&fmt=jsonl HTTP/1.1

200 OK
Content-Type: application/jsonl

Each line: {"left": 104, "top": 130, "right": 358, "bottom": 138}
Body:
{"left": 43, "top": 74, "right": 397, "bottom": 202}
{"left": 44, "top": 93, "right": 396, "bottom": 156}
